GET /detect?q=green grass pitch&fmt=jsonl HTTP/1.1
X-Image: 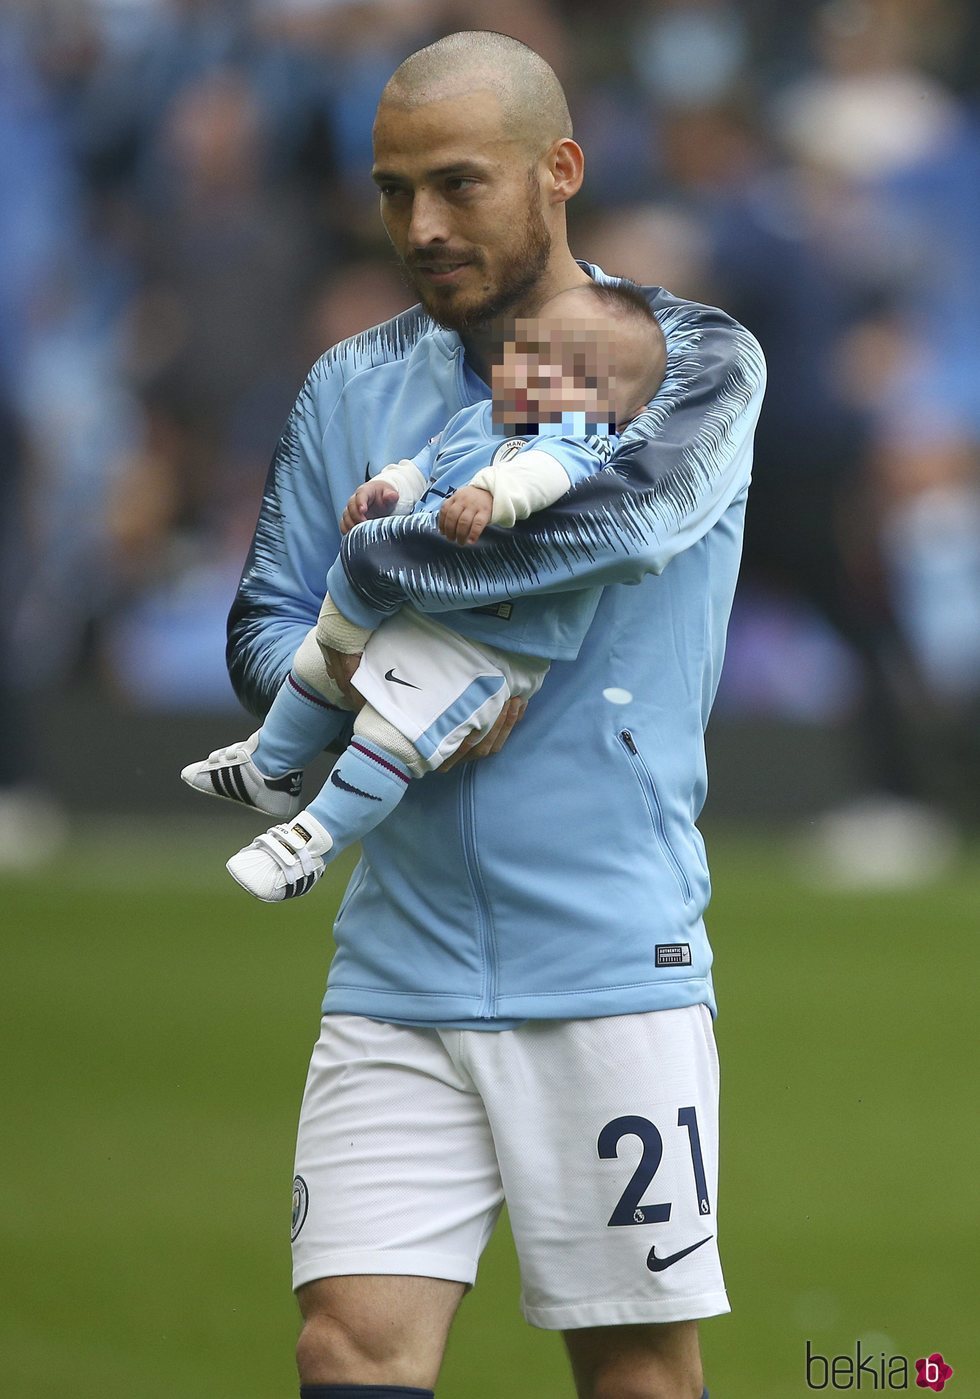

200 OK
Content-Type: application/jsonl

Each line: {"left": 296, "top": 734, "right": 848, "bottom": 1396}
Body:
{"left": 2, "top": 817, "right": 976, "bottom": 1398}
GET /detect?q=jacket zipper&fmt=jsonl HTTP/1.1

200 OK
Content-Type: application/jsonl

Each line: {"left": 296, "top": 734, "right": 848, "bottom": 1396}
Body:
{"left": 619, "top": 730, "right": 693, "bottom": 903}
{"left": 460, "top": 765, "right": 498, "bottom": 1017}
{"left": 454, "top": 344, "right": 488, "bottom": 408}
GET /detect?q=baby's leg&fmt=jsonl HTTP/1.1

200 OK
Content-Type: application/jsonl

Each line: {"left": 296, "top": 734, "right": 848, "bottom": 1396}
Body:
{"left": 224, "top": 705, "right": 423, "bottom": 902}
{"left": 181, "top": 629, "right": 351, "bottom": 818}
{"left": 252, "top": 630, "right": 351, "bottom": 776}
{"left": 223, "top": 612, "right": 547, "bottom": 902}
{"left": 303, "top": 705, "right": 425, "bottom": 837}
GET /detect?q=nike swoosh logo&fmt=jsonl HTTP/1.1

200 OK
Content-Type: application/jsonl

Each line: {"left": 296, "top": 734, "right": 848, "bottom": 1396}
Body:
{"left": 330, "top": 771, "right": 382, "bottom": 801}
{"left": 646, "top": 1235, "right": 713, "bottom": 1272}
{"left": 384, "top": 668, "right": 421, "bottom": 689}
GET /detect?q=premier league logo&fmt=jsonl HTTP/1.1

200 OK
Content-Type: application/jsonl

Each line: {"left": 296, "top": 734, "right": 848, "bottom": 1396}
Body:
{"left": 291, "top": 1175, "right": 309, "bottom": 1241}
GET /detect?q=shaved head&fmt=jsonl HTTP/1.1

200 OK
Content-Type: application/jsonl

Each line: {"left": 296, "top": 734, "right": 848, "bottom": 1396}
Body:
{"left": 382, "top": 30, "right": 572, "bottom": 157}
{"left": 372, "top": 30, "right": 588, "bottom": 352}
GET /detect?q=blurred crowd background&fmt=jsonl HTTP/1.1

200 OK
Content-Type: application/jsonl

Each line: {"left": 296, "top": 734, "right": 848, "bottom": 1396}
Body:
{"left": 2, "top": 0, "right": 979, "bottom": 881}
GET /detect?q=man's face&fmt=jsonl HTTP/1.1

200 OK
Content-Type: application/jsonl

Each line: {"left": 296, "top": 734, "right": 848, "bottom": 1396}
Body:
{"left": 372, "top": 92, "right": 552, "bottom": 332}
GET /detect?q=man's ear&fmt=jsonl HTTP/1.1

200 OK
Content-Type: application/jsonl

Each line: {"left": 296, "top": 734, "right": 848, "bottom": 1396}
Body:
{"left": 545, "top": 138, "right": 585, "bottom": 205}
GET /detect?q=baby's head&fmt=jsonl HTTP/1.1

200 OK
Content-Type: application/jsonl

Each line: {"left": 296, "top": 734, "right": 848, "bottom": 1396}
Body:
{"left": 492, "top": 280, "right": 667, "bottom": 433}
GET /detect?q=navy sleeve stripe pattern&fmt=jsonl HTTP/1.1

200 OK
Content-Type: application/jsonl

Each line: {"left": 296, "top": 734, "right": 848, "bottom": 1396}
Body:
{"left": 338, "top": 302, "right": 766, "bottom": 615}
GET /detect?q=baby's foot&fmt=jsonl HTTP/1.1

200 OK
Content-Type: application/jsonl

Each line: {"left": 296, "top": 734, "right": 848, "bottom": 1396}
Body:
{"left": 181, "top": 733, "right": 303, "bottom": 819}
{"left": 225, "top": 811, "right": 333, "bottom": 902}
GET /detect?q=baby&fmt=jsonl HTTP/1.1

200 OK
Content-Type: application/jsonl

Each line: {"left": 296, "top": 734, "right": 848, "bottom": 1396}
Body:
{"left": 182, "top": 279, "right": 667, "bottom": 900}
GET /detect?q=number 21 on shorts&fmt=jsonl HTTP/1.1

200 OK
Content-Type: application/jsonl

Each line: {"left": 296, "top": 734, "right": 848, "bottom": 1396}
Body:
{"left": 598, "top": 1106, "right": 711, "bottom": 1226}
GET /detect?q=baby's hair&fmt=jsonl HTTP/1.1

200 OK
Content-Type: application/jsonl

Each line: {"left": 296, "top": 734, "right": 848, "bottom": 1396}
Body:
{"left": 583, "top": 278, "right": 660, "bottom": 329}
{"left": 578, "top": 279, "right": 666, "bottom": 419}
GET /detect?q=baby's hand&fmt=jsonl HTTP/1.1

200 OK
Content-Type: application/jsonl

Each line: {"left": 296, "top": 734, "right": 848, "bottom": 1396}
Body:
{"left": 439, "top": 486, "right": 494, "bottom": 545}
{"left": 341, "top": 480, "right": 399, "bottom": 534}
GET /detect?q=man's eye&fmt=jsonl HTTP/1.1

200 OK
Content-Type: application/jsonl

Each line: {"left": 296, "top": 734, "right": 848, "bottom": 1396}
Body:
{"left": 378, "top": 184, "right": 407, "bottom": 199}
{"left": 447, "top": 177, "right": 477, "bottom": 192}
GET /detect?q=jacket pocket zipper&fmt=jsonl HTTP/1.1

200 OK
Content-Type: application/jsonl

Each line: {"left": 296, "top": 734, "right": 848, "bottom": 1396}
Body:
{"left": 460, "top": 765, "right": 497, "bottom": 1017}
{"left": 619, "top": 730, "right": 693, "bottom": 903}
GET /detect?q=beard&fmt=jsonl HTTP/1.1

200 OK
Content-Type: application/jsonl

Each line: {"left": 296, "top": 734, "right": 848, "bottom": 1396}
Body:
{"left": 402, "top": 178, "right": 552, "bottom": 333}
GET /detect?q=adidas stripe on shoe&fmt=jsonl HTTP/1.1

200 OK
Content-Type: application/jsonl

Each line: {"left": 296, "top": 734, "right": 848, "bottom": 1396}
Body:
{"left": 180, "top": 733, "right": 303, "bottom": 819}
{"left": 225, "top": 811, "right": 333, "bottom": 903}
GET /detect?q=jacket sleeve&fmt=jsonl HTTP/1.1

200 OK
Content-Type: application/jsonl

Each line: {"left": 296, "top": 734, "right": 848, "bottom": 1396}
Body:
{"left": 468, "top": 436, "right": 615, "bottom": 527}
{"left": 226, "top": 356, "right": 345, "bottom": 718}
{"left": 325, "top": 298, "right": 767, "bottom": 631}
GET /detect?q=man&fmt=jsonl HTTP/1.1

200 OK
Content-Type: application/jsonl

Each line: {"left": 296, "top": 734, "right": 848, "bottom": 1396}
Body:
{"left": 227, "top": 30, "right": 765, "bottom": 1399}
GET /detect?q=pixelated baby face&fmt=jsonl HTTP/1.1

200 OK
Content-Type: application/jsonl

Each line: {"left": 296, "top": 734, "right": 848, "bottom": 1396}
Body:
{"left": 492, "top": 316, "right": 616, "bottom": 428}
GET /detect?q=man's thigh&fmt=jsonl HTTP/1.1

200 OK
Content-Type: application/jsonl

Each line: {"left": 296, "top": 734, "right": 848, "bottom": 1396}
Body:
{"left": 459, "top": 1006, "right": 730, "bottom": 1331}
{"left": 291, "top": 1014, "right": 505, "bottom": 1292}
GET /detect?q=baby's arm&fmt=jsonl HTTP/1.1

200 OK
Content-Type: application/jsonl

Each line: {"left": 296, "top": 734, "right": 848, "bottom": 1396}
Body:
{"left": 438, "top": 440, "right": 607, "bottom": 545}
{"left": 439, "top": 485, "right": 495, "bottom": 545}
{"left": 341, "top": 456, "right": 431, "bottom": 534}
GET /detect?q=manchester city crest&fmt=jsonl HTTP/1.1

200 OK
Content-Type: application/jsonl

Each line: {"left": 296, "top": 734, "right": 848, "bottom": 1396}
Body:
{"left": 291, "top": 1175, "right": 309, "bottom": 1241}
{"left": 491, "top": 437, "right": 528, "bottom": 465}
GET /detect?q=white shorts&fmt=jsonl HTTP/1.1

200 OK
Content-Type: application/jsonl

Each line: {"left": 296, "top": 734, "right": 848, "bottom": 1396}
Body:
{"left": 291, "top": 1007, "right": 729, "bottom": 1329}
{"left": 351, "top": 608, "right": 549, "bottom": 771}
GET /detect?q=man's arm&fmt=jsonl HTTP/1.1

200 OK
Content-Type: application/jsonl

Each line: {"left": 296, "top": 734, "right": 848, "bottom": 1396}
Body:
{"left": 228, "top": 304, "right": 444, "bottom": 718}
{"left": 325, "top": 299, "right": 766, "bottom": 631}
{"left": 226, "top": 357, "right": 348, "bottom": 719}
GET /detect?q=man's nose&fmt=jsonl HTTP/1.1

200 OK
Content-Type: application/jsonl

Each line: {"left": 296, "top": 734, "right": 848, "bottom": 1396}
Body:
{"left": 407, "top": 190, "right": 450, "bottom": 247}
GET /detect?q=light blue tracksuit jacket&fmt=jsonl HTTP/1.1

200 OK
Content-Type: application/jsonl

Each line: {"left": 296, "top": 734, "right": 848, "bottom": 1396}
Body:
{"left": 228, "top": 267, "right": 766, "bottom": 1026}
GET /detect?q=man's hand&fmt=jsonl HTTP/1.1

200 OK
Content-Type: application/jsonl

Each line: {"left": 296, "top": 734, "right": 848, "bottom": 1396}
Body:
{"left": 321, "top": 646, "right": 365, "bottom": 710}
{"left": 341, "top": 480, "right": 400, "bottom": 534}
{"left": 315, "top": 594, "right": 374, "bottom": 710}
{"left": 439, "top": 486, "right": 494, "bottom": 545}
{"left": 439, "top": 697, "right": 527, "bottom": 771}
